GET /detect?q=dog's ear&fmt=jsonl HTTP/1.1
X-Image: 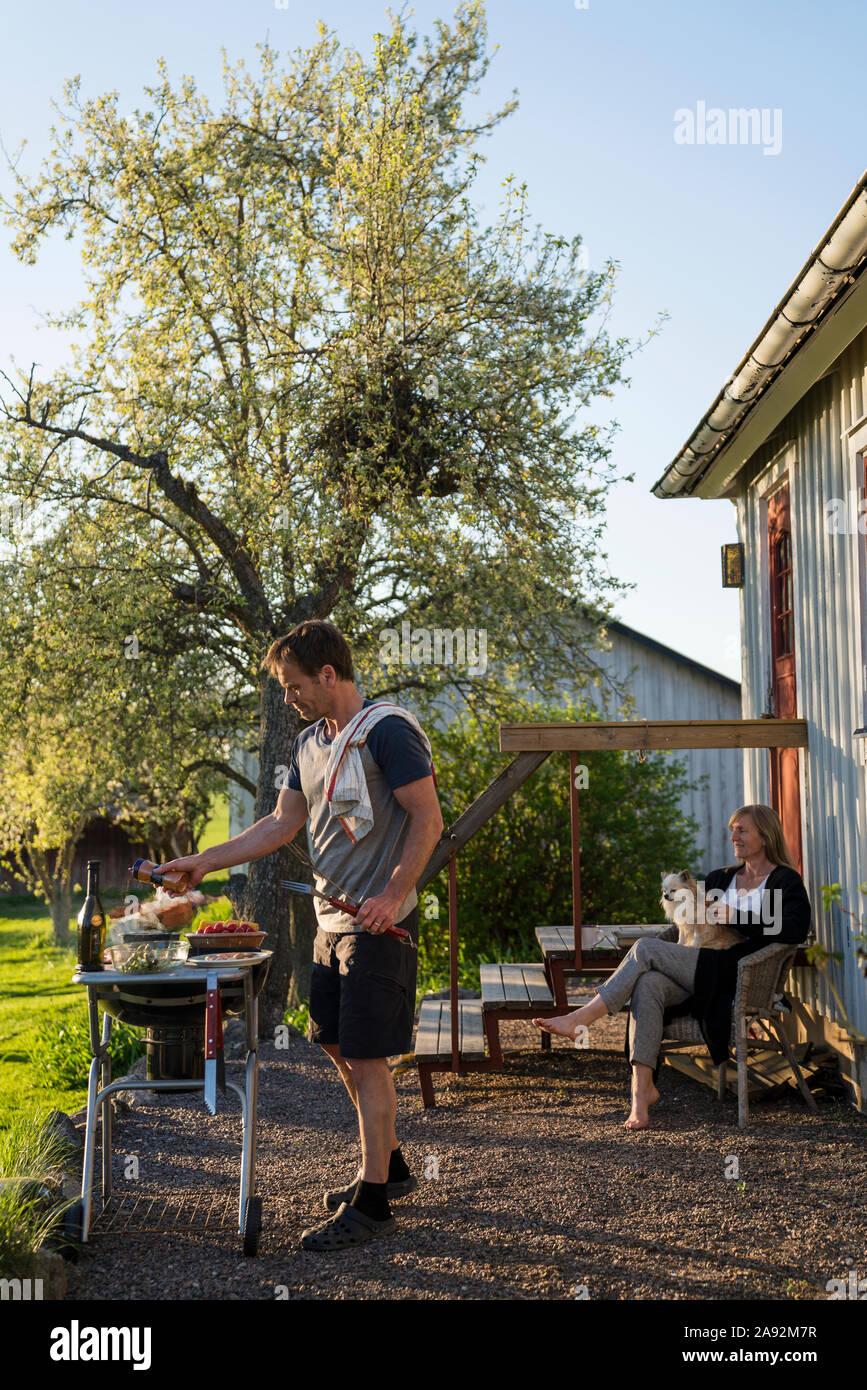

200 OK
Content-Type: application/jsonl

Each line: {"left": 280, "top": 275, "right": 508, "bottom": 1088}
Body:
{"left": 679, "top": 870, "right": 690, "bottom": 881}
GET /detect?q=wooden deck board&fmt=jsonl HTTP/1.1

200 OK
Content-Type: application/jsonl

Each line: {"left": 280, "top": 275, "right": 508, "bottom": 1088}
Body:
{"left": 479, "top": 963, "right": 506, "bottom": 1005}
{"left": 415, "top": 999, "right": 486, "bottom": 1061}
{"left": 663, "top": 1045, "right": 820, "bottom": 1099}
{"left": 415, "top": 1000, "right": 443, "bottom": 1058}
{"left": 500, "top": 965, "right": 530, "bottom": 1003}
{"left": 522, "top": 963, "right": 554, "bottom": 1003}
{"left": 480, "top": 963, "right": 553, "bottom": 1011}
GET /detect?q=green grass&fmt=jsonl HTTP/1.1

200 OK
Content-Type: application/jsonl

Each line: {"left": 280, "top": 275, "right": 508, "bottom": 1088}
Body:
{"left": 0, "top": 788, "right": 459, "bottom": 1121}
{"left": 0, "top": 904, "right": 86, "bottom": 1125}
{"left": 199, "top": 791, "right": 230, "bottom": 851}
{"left": 198, "top": 792, "right": 234, "bottom": 886}
{"left": 0, "top": 795, "right": 236, "bottom": 1124}
{"left": 0, "top": 885, "right": 235, "bottom": 1127}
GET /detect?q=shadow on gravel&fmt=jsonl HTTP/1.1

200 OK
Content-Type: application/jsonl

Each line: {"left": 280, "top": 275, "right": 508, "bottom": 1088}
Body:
{"left": 64, "top": 1017, "right": 866, "bottom": 1301}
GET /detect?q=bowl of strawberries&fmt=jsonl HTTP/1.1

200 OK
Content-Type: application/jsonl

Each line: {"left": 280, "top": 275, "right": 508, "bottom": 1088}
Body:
{"left": 185, "top": 920, "right": 267, "bottom": 955}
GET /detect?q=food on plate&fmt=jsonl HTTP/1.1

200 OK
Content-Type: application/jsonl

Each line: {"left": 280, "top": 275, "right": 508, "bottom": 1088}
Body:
{"left": 188, "top": 920, "right": 263, "bottom": 941}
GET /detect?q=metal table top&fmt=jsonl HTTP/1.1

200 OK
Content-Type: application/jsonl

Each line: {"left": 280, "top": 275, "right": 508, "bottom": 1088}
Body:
{"left": 73, "top": 951, "right": 271, "bottom": 987}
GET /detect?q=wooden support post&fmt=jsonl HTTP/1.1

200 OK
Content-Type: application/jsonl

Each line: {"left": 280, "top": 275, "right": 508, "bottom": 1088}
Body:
{"left": 449, "top": 854, "right": 459, "bottom": 1073}
{"left": 570, "top": 752, "right": 582, "bottom": 973}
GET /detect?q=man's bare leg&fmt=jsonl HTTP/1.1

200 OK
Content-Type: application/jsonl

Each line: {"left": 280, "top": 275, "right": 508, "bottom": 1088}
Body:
{"left": 625, "top": 1062, "right": 660, "bottom": 1130}
{"left": 320, "top": 1043, "right": 359, "bottom": 1110}
{"left": 321, "top": 1045, "right": 400, "bottom": 1170}
{"left": 532, "top": 992, "right": 609, "bottom": 1039}
{"left": 343, "top": 1057, "right": 395, "bottom": 1185}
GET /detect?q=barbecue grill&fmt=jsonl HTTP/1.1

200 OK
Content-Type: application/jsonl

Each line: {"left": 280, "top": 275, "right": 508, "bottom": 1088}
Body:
{"left": 66, "top": 952, "right": 271, "bottom": 1257}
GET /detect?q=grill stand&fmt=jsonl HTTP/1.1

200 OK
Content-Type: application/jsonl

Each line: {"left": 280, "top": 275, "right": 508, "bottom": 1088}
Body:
{"left": 71, "top": 958, "right": 265, "bottom": 1255}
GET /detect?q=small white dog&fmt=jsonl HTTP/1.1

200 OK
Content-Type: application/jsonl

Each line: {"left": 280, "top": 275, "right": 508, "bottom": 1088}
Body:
{"left": 660, "top": 871, "right": 745, "bottom": 950}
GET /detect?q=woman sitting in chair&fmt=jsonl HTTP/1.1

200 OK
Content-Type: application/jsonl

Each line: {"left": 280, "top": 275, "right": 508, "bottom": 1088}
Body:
{"left": 533, "top": 804, "right": 811, "bottom": 1130}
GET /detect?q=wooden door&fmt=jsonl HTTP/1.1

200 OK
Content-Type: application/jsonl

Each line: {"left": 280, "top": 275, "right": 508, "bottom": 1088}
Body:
{"left": 767, "top": 483, "right": 803, "bottom": 873}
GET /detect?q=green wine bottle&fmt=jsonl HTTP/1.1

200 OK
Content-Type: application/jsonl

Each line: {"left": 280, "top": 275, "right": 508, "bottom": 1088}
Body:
{"left": 76, "top": 860, "right": 106, "bottom": 972}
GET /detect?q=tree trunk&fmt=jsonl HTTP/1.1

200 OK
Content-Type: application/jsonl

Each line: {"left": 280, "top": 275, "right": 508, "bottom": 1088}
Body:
{"left": 230, "top": 672, "right": 316, "bottom": 1037}
{"left": 50, "top": 881, "right": 73, "bottom": 945}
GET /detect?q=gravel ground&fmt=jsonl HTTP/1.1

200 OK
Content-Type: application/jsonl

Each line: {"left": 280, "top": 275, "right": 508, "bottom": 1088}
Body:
{"left": 66, "top": 1013, "right": 867, "bottom": 1301}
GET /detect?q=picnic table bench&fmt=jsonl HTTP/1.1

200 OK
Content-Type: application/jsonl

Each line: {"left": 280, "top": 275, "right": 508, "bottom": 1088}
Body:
{"left": 415, "top": 923, "right": 668, "bottom": 1104}
{"left": 414, "top": 999, "right": 487, "bottom": 1107}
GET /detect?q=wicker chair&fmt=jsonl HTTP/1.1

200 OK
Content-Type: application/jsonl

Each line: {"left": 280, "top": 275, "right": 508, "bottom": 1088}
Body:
{"left": 652, "top": 923, "right": 819, "bottom": 1127}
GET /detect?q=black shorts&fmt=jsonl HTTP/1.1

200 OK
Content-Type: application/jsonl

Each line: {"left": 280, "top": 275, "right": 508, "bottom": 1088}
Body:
{"left": 307, "top": 907, "right": 419, "bottom": 1059}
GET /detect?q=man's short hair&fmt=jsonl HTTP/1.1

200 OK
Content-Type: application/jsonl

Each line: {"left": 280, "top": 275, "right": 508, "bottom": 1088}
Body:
{"left": 261, "top": 620, "right": 355, "bottom": 682}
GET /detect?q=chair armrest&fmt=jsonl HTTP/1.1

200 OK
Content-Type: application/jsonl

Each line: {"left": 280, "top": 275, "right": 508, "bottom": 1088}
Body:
{"left": 735, "top": 944, "right": 796, "bottom": 1015}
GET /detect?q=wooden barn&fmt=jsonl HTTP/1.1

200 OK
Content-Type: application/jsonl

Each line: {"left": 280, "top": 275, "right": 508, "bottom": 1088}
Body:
{"left": 0, "top": 818, "right": 147, "bottom": 897}
{"left": 652, "top": 170, "right": 867, "bottom": 1109}
{"left": 578, "top": 617, "right": 743, "bottom": 868}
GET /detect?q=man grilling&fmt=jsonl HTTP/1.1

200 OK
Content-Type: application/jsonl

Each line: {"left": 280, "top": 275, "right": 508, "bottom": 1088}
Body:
{"left": 159, "top": 620, "right": 443, "bottom": 1249}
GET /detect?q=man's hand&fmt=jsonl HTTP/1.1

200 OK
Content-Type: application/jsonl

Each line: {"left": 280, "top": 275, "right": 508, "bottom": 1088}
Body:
{"left": 156, "top": 789, "right": 310, "bottom": 895}
{"left": 156, "top": 854, "right": 209, "bottom": 892}
{"left": 354, "top": 886, "right": 406, "bottom": 934}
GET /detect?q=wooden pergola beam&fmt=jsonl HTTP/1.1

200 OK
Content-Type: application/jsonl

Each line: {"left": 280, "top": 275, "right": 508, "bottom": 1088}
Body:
{"left": 499, "top": 718, "right": 809, "bottom": 753}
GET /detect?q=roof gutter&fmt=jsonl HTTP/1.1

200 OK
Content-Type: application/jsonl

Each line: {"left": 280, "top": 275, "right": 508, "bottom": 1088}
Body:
{"left": 652, "top": 170, "right": 867, "bottom": 499}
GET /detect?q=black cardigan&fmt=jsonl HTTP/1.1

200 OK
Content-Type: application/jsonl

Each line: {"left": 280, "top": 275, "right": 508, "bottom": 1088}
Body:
{"left": 624, "top": 864, "right": 811, "bottom": 1069}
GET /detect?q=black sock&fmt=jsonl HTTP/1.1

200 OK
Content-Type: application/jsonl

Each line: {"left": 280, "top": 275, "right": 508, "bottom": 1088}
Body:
{"left": 350, "top": 1179, "right": 391, "bottom": 1222}
{"left": 388, "top": 1145, "right": 411, "bottom": 1182}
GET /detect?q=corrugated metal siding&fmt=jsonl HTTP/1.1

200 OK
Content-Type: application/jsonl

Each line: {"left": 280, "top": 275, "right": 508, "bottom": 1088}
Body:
{"left": 738, "top": 328, "right": 867, "bottom": 1036}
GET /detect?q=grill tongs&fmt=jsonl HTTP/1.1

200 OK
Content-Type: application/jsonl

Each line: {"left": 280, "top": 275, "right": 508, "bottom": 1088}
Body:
{"left": 204, "top": 971, "right": 226, "bottom": 1114}
{"left": 281, "top": 837, "right": 416, "bottom": 949}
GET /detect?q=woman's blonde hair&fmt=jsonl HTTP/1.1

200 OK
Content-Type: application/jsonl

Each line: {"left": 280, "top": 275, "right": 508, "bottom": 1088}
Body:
{"left": 728, "top": 804, "right": 796, "bottom": 869}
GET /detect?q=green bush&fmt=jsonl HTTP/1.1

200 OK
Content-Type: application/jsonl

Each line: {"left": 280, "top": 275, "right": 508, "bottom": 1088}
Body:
{"left": 187, "top": 895, "right": 234, "bottom": 933}
{"left": 29, "top": 1009, "right": 145, "bottom": 1090}
{"left": 283, "top": 1002, "right": 310, "bottom": 1035}
{"left": 0, "top": 1109, "right": 77, "bottom": 1277}
{"left": 423, "top": 697, "right": 705, "bottom": 975}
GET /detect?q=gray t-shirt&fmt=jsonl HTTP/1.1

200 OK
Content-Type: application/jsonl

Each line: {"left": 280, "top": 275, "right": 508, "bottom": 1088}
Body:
{"left": 286, "top": 700, "right": 434, "bottom": 932}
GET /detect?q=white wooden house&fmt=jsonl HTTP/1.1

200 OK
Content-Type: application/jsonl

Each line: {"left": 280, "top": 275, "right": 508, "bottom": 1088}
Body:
{"left": 652, "top": 170, "right": 867, "bottom": 1110}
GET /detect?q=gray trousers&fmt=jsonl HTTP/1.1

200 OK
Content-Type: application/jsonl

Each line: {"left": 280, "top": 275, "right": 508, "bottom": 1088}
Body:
{"left": 595, "top": 937, "right": 701, "bottom": 1069}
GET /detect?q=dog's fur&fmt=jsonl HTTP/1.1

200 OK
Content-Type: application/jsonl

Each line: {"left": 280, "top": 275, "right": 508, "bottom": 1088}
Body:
{"left": 660, "top": 871, "right": 745, "bottom": 950}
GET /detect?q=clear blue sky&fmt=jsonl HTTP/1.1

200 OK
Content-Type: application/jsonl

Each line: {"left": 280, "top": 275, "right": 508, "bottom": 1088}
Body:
{"left": 2, "top": 0, "right": 865, "bottom": 682}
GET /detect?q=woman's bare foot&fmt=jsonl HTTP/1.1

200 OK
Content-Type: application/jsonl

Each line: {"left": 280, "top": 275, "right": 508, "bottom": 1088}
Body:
{"left": 532, "top": 1012, "right": 581, "bottom": 1040}
{"left": 625, "top": 1064, "right": 661, "bottom": 1129}
{"left": 532, "top": 994, "right": 608, "bottom": 1039}
{"left": 624, "top": 1085, "right": 660, "bottom": 1130}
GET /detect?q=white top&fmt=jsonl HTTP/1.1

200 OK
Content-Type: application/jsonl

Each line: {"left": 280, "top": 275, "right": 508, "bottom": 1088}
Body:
{"left": 720, "top": 873, "right": 770, "bottom": 916}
